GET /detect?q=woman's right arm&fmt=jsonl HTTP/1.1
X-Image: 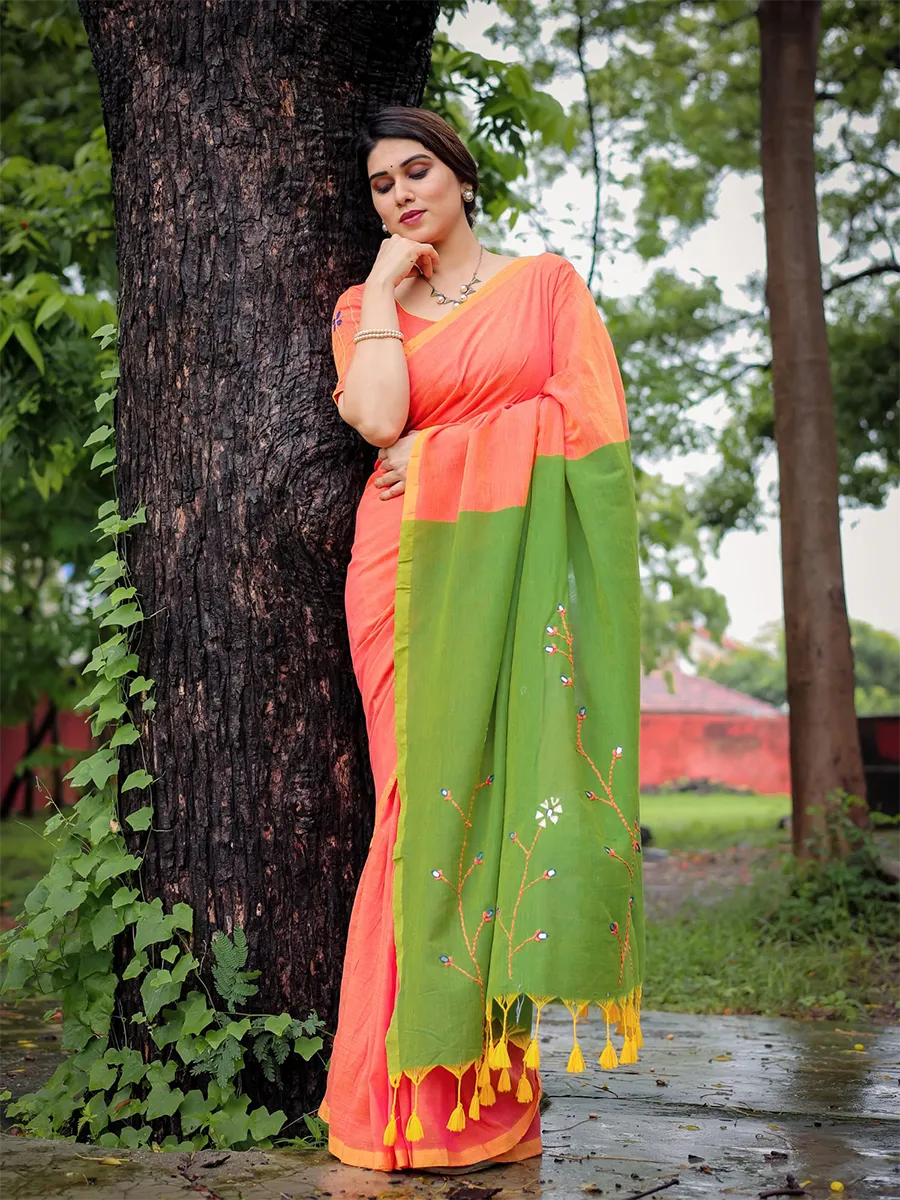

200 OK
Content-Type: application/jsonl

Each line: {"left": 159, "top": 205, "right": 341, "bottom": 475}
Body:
{"left": 333, "top": 236, "right": 439, "bottom": 448}
{"left": 337, "top": 275, "right": 409, "bottom": 447}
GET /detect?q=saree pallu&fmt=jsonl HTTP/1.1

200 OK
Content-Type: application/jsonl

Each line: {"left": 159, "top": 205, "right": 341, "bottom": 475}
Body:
{"left": 318, "top": 253, "right": 644, "bottom": 1171}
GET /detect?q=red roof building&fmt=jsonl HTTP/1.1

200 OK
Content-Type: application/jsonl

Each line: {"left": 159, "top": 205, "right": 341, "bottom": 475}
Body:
{"left": 640, "top": 669, "right": 790, "bottom": 795}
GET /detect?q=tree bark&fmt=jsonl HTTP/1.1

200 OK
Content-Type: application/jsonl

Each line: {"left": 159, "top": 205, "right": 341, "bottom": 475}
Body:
{"left": 758, "top": 0, "right": 869, "bottom": 859}
{"left": 78, "top": 0, "right": 440, "bottom": 1117}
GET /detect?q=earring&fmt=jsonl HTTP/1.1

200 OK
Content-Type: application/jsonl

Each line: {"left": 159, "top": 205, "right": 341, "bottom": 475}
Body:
{"left": 462, "top": 188, "right": 474, "bottom": 202}
{"left": 381, "top": 222, "right": 387, "bottom": 232}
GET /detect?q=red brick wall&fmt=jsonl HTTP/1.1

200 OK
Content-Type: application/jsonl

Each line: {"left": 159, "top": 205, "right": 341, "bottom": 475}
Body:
{"left": 640, "top": 712, "right": 790, "bottom": 794}
{"left": 1, "top": 701, "right": 94, "bottom": 811}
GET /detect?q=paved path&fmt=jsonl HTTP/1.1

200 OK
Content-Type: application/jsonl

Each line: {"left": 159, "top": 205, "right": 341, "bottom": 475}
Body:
{"left": 3, "top": 1008, "right": 898, "bottom": 1199}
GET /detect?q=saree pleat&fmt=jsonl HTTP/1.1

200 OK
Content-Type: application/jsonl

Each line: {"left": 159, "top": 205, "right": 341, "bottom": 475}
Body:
{"left": 318, "top": 253, "right": 641, "bottom": 1169}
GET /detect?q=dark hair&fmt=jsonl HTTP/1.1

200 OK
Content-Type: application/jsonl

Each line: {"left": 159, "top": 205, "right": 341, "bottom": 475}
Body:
{"left": 355, "top": 106, "right": 479, "bottom": 228}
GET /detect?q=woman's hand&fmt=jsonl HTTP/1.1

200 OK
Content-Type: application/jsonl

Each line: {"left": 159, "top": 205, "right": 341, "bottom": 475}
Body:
{"left": 374, "top": 431, "right": 419, "bottom": 501}
{"left": 368, "top": 234, "right": 440, "bottom": 289}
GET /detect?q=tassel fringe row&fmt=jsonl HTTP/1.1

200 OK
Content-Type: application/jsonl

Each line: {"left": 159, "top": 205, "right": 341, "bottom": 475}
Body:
{"left": 381, "top": 984, "right": 643, "bottom": 1146}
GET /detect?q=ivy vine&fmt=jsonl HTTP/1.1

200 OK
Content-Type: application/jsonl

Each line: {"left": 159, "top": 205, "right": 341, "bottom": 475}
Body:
{"left": 0, "top": 322, "right": 330, "bottom": 1151}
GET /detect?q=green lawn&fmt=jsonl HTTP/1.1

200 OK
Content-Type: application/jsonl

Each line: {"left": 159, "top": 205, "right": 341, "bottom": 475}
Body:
{"left": 640, "top": 791, "right": 791, "bottom": 850}
{"left": 0, "top": 812, "right": 62, "bottom": 918}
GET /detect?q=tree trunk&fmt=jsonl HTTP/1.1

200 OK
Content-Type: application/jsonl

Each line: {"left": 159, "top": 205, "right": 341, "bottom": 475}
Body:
{"left": 78, "top": 0, "right": 440, "bottom": 1117}
{"left": 758, "top": 0, "right": 869, "bottom": 859}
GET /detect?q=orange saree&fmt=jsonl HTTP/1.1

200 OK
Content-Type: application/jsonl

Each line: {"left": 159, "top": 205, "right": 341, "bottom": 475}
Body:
{"left": 317, "top": 252, "right": 642, "bottom": 1171}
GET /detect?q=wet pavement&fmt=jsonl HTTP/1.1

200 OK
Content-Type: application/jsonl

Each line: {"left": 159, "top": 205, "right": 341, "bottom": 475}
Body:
{"left": 2, "top": 1004, "right": 898, "bottom": 1199}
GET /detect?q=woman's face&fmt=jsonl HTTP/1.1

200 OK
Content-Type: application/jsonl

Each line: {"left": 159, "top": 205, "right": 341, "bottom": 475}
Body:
{"left": 366, "top": 137, "right": 468, "bottom": 241}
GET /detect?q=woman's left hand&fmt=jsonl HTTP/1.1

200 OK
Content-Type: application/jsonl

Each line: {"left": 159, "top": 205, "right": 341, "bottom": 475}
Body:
{"left": 374, "top": 432, "right": 419, "bottom": 500}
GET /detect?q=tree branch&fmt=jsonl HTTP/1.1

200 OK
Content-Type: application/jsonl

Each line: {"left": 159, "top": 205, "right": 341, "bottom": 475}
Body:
{"left": 823, "top": 261, "right": 899, "bottom": 294}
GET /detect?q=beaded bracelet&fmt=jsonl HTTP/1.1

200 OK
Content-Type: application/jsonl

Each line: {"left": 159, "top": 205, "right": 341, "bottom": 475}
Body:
{"left": 352, "top": 327, "right": 404, "bottom": 344}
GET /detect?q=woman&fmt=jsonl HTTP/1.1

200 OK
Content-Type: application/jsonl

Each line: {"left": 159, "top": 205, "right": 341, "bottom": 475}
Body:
{"left": 317, "top": 107, "right": 645, "bottom": 1174}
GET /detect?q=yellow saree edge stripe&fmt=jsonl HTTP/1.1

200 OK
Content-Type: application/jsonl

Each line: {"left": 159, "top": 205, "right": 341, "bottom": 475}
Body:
{"left": 384, "top": 426, "right": 430, "bottom": 1080}
{"left": 402, "top": 256, "right": 537, "bottom": 359}
{"left": 381, "top": 984, "right": 642, "bottom": 1145}
{"left": 326, "top": 1096, "right": 542, "bottom": 1170}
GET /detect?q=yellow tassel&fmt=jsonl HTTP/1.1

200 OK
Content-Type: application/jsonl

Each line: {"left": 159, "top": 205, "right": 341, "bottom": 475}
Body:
{"left": 476, "top": 1053, "right": 491, "bottom": 1087}
{"left": 524, "top": 993, "right": 553, "bottom": 1071}
{"left": 635, "top": 1018, "right": 644, "bottom": 1049}
{"left": 468, "top": 1089, "right": 481, "bottom": 1121}
{"left": 516, "top": 1071, "right": 534, "bottom": 1103}
{"left": 479, "top": 1080, "right": 496, "bottom": 1106}
{"left": 619, "top": 1036, "right": 638, "bottom": 1065}
{"left": 607, "top": 1000, "right": 621, "bottom": 1022}
{"left": 490, "top": 993, "right": 515, "bottom": 1068}
{"left": 403, "top": 1065, "right": 433, "bottom": 1142}
{"left": 446, "top": 1102, "right": 466, "bottom": 1131}
{"left": 577, "top": 1001, "right": 590, "bottom": 1017}
{"left": 497, "top": 1066, "right": 511, "bottom": 1092}
{"left": 563, "top": 999, "right": 587, "bottom": 1073}
{"left": 599, "top": 1039, "right": 619, "bottom": 1070}
{"left": 383, "top": 1070, "right": 402, "bottom": 1146}
{"left": 567, "top": 1042, "right": 586, "bottom": 1072}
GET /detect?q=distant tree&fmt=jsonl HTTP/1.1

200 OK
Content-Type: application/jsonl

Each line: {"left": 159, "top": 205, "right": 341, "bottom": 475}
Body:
{"left": 699, "top": 619, "right": 900, "bottom": 716}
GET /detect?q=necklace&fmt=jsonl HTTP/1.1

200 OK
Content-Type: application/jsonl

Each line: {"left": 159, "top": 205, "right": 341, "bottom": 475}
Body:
{"left": 428, "top": 243, "right": 485, "bottom": 307}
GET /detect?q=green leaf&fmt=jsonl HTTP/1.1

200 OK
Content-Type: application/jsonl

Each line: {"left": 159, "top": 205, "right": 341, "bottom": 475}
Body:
{"left": 140, "top": 968, "right": 183, "bottom": 1018}
{"left": 45, "top": 881, "right": 90, "bottom": 919}
{"left": 93, "top": 696, "right": 127, "bottom": 726}
{"left": 128, "top": 676, "right": 153, "bottom": 696}
{"left": 133, "top": 898, "right": 176, "bottom": 953}
{"left": 84, "top": 424, "right": 113, "bottom": 447}
{"left": 109, "top": 724, "right": 141, "bottom": 748}
{"left": 262, "top": 1013, "right": 293, "bottom": 1037}
{"left": 248, "top": 1106, "right": 286, "bottom": 1141}
{"left": 33, "top": 292, "right": 67, "bottom": 329}
{"left": 99, "top": 603, "right": 142, "bottom": 629}
{"left": 11, "top": 322, "right": 45, "bottom": 374}
{"left": 90, "top": 906, "right": 126, "bottom": 950}
{"left": 121, "top": 771, "right": 153, "bottom": 792}
{"left": 111, "top": 885, "right": 139, "bottom": 909}
{"left": 294, "top": 1034, "right": 323, "bottom": 1061}
{"left": 145, "top": 1083, "right": 182, "bottom": 1120}
{"left": 122, "top": 951, "right": 148, "bottom": 980}
{"left": 93, "top": 854, "right": 142, "bottom": 886}
{"left": 66, "top": 750, "right": 118, "bottom": 790}
{"left": 90, "top": 444, "right": 117, "bottom": 469}
{"left": 180, "top": 991, "right": 215, "bottom": 1038}
{"left": 87, "top": 1059, "right": 118, "bottom": 1093}
{"left": 118, "top": 1049, "right": 147, "bottom": 1087}
{"left": 106, "top": 655, "right": 140, "bottom": 681}
{"left": 179, "top": 1089, "right": 209, "bottom": 1135}
{"left": 106, "top": 586, "right": 136, "bottom": 605}
{"left": 171, "top": 903, "right": 193, "bottom": 933}
{"left": 125, "top": 806, "right": 152, "bottom": 830}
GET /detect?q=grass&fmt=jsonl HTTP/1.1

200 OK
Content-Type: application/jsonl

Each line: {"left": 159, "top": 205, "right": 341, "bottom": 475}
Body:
{"left": 639, "top": 791, "right": 791, "bottom": 851}
{"left": 0, "top": 812, "right": 63, "bottom": 920}
{"left": 645, "top": 846, "right": 898, "bottom": 1023}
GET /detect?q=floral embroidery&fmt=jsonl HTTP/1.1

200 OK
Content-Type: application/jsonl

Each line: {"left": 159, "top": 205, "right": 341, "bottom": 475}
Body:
{"left": 430, "top": 776, "right": 495, "bottom": 1029}
{"left": 495, "top": 804, "right": 558, "bottom": 979}
{"left": 535, "top": 797, "right": 563, "bottom": 826}
{"left": 545, "top": 603, "right": 640, "bottom": 987}
{"left": 331, "top": 308, "right": 343, "bottom": 331}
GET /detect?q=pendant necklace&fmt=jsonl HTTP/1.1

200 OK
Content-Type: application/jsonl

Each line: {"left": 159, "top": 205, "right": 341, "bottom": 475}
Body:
{"left": 428, "top": 243, "right": 485, "bottom": 307}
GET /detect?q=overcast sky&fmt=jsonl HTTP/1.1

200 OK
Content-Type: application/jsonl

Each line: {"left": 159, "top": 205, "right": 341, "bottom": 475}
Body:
{"left": 445, "top": 2, "right": 899, "bottom": 644}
